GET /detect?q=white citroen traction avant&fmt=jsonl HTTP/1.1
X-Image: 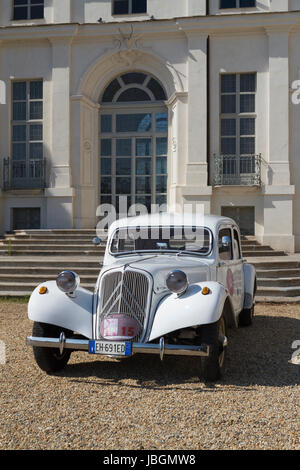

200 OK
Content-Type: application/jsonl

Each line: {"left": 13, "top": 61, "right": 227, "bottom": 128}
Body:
{"left": 26, "top": 213, "right": 256, "bottom": 381}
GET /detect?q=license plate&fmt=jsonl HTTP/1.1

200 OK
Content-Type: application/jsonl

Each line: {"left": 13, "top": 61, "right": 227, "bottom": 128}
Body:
{"left": 89, "top": 340, "right": 132, "bottom": 357}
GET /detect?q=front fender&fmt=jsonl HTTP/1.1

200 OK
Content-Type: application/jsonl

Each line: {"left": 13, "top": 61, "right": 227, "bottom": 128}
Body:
{"left": 149, "top": 282, "right": 228, "bottom": 342}
{"left": 28, "top": 281, "right": 94, "bottom": 339}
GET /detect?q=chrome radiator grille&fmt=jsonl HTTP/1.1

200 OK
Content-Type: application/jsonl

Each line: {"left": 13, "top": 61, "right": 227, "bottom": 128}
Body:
{"left": 98, "top": 269, "right": 151, "bottom": 341}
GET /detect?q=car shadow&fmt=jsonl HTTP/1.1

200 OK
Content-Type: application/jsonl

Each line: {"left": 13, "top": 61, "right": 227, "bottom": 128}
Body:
{"left": 58, "top": 314, "right": 300, "bottom": 389}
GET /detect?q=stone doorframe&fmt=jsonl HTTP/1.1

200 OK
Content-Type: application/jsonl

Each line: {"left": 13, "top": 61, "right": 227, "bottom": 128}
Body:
{"left": 71, "top": 49, "right": 180, "bottom": 228}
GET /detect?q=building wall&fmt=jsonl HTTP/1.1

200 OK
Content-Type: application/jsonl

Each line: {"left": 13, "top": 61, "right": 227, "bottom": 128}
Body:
{"left": 290, "top": 30, "right": 300, "bottom": 251}
{"left": 1, "top": 0, "right": 297, "bottom": 27}
{"left": 0, "top": 4, "right": 299, "bottom": 252}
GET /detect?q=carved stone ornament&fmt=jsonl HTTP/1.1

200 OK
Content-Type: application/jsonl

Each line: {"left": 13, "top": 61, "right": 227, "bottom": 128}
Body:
{"left": 83, "top": 140, "right": 92, "bottom": 151}
{"left": 111, "top": 25, "right": 143, "bottom": 66}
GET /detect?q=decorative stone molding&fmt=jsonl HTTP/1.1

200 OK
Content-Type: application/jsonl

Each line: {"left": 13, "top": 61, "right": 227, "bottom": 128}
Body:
{"left": 83, "top": 140, "right": 92, "bottom": 151}
{"left": 113, "top": 25, "right": 143, "bottom": 51}
{"left": 110, "top": 25, "right": 144, "bottom": 67}
{"left": 77, "top": 43, "right": 180, "bottom": 103}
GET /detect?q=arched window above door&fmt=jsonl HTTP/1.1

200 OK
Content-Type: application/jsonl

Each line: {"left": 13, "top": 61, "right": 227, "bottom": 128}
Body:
{"left": 99, "top": 72, "right": 168, "bottom": 214}
{"left": 101, "top": 72, "right": 167, "bottom": 103}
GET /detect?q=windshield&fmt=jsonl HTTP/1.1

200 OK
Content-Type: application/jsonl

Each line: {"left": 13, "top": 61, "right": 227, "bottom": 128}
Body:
{"left": 110, "top": 226, "right": 212, "bottom": 256}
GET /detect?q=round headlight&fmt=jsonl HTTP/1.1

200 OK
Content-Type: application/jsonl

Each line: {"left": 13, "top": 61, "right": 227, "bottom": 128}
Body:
{"left": 56, "top": 270, "right": 80, "bottom": 294}
{"left": 166, "top": 270, "right": 188, "bottom": 295}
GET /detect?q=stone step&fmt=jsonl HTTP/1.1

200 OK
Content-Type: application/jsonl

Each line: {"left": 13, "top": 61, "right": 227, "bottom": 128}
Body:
{"left": 0, "top": 259, "right": 102, "bottom": 267}
{"left": 0, "top": 266, "right": 101, "bottom": 275}
{"left": 256, "top": 268, "right": 300, "bottom": 278}
{"left": 258, "top": 277, "right": 300, "bottom": 287}
{"left": 243, "top": 250, "right": 286, "bottom": 257}
{"left": 241, "top": 245, "right": 274, "bottom": 251}
{"left": 257, "top": 286, "right": 300, "bottom": 297}
{"left": 12, "top": 229, "right": 102, "bottom": 235}
{"left": 240, "top": 240, "right": 260, "bottom": 246}
{"left": 0, "top": 243, "right": 105, "bottom": 250}
{"left": 1, "top": 238, "right": 106, "bottom": 245}
{"left": 2, "top": 231, "right": 106, "bottom": 239}
{"left": 250, "top": 260, "right": 300, "bottom": 269}
{"left": 0, "top": 281, "right": 95, "bottom": 293}
{"left": 0, "top": 273, "right": 98, "bottom": 283}
{"left": 0, "top": 248, "right": 104, "bottom": 256}
{"left": 255, "top": 295, "right": 300, "bottom": 303}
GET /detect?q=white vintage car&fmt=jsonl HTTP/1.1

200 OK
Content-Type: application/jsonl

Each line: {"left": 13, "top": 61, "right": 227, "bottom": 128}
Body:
{"left": 26, "top": 213, "right": 256, "bottom": 381}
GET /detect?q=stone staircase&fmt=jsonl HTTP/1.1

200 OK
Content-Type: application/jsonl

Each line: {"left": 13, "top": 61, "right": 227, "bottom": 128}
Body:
{"left": 0, "top": 230, "right": 299, "bottom": 302}
{"left": 0, "top": 229, "right": 105, "bottom": 296}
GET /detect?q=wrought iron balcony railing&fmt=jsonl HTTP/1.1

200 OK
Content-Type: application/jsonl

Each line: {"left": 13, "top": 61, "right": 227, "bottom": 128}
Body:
{"left": 211, "top": 154, "right": 262, "bottom": 187}
{"left": 3, "top": 157, "right": 46, "bottom": 190}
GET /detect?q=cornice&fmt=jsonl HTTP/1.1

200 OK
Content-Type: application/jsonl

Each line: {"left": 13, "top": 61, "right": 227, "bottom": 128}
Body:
{"left": 0, "top": 11, "right": 299, "bottom": 42}
{"left": 264, "top": 24, "right": 293, "bottom": 35}
{"left": 165, "top": 92, "right": 188, "bottom": 107}
{"left": 0, "top": 23, "right": 79, "bottom": 41}
{"left": 71, "top": 94, "right": 100, "bottom": 109}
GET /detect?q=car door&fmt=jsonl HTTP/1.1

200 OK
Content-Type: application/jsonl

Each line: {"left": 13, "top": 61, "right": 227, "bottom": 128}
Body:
{"left": 217, "top": 226, "right": 243, "bottom": 313}
{"left": 231, "top": 227, "right": 244, "bottom": 313}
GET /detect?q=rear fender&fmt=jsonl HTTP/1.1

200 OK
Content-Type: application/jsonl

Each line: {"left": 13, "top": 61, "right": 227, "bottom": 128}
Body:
{"left": 28, "top": 281, "right": 94, "bottom": 338}
{"left": 243, "top": 263, "right": 257, "bottom": 309}
{"left": 148, "top": 281, "right": 229, "bottom": 342}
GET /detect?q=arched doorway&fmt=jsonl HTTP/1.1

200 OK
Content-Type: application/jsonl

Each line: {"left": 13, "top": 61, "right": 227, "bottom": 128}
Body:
{"left": 99, "top": 72, "right": 168, "bottom": 214}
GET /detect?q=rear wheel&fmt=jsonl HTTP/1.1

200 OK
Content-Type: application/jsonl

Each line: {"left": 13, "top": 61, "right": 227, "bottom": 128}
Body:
{"left": 32, "top": 322, "right": 72, "bottom": 374}
{"left": 239, "top": 303, "right": 254, "bottom": 327}
{"left": 199, "top": 316, "right": 227, "bottom": 382}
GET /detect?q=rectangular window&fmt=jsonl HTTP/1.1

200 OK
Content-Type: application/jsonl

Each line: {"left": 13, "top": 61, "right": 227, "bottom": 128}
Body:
{"left": 220, "top": 73, "right": 256, "bottom": 160}
{"left": 220, "top": 0, "right": 255, "bottom": 8}
{"left": 12, "top": 80, "right": 43, "bottom": 163}
{"left": 113, "top": 0, "right": 147, "bottom": 15}
{"left": 13, "top": 0, "right": 44, "bottom": 20}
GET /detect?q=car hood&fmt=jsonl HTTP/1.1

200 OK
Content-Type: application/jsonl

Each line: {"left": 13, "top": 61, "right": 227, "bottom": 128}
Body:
{"left": 101, "top": 254, "right": 212, "bottom": 293}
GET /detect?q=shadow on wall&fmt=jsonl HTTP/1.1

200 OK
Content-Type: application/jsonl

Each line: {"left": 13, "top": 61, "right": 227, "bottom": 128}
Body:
{"left": 58, "top": 314, "right": 300, "bottom": 388}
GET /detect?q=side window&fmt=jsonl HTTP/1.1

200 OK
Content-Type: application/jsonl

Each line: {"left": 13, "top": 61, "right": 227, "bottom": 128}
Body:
{"left": 233, "top": 229, "right": 241, "bottom": 259}
{"left": 218, "top": 228, "right": 233, "bottom": 261}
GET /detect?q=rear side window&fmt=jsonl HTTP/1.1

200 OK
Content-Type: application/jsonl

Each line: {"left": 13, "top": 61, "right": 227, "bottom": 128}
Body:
{"left": 218, "top": 228, "right": 233, "bottom": 261}
{"left": 233, "top": 229, "right": 242, "bottom": 259}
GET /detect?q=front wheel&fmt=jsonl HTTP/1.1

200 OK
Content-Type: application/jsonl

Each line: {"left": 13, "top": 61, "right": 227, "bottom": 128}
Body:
{"left": 199, "top": 316, "right": 227, "bottom": 382}
{"left": 32, "top": 322, "right": 72, "bottom": 374}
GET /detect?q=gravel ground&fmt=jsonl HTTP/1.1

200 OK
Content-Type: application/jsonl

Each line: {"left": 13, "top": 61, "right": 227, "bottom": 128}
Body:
{"left": 0, "top": 301, "right": 299, "bottom": 450}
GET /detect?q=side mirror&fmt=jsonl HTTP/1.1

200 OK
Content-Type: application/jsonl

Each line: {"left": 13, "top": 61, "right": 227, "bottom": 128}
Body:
{"left": 156, "top": 242, "right": 168, "bottom": 250}
{"left": 92, "top": 237, "right": 102, "bottom": 246}
{"left": 221, "top": 235, "right": 231, "bottom": 248}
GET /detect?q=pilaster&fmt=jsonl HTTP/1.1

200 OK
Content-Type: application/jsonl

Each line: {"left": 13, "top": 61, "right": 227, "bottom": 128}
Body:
{"left": 49, "top": 37, "right": 72, "bottom": 190}
{"left": 46, "top": 37, "right": 73, "bottom": 229}
{"left": 263, "top": 26, "right": 295, "bottom": 252}
{"left": 71, "top": 94, "right": 99, "bottom": 229}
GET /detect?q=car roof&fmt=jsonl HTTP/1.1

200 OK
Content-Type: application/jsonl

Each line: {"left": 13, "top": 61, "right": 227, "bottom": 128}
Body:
{"left": 107, "top": 213, "right": 236, "bottom": 235}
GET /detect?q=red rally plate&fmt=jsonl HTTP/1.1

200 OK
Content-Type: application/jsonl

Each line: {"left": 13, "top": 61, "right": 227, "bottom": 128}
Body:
{"left": 99, "top": 314, "right": 141, "bottom": 341}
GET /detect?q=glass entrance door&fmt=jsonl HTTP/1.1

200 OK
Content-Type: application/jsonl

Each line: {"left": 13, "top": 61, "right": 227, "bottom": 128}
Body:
{"left": 100, "top": 110, "right": 168, "bottom": 214}
{"left": 99, "top": 72, "right": 168, "bottom": 215}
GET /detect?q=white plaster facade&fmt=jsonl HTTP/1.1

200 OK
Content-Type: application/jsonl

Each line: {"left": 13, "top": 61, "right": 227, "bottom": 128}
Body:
{"left": 0, "top": 1, "right": 300, "bottom": 252}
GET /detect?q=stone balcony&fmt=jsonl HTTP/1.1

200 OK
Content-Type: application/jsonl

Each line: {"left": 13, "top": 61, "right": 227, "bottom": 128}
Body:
{"left": 211, "top": 154, "right": 262, "bottom": 187}
{"left": 2, "top": 157, "right": 46, "bottom": 191}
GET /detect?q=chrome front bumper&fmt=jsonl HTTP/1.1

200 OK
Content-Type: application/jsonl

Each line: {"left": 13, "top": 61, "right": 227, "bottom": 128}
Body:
{"left": 26, "top": 335, "right": 210, "bottom": 360}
